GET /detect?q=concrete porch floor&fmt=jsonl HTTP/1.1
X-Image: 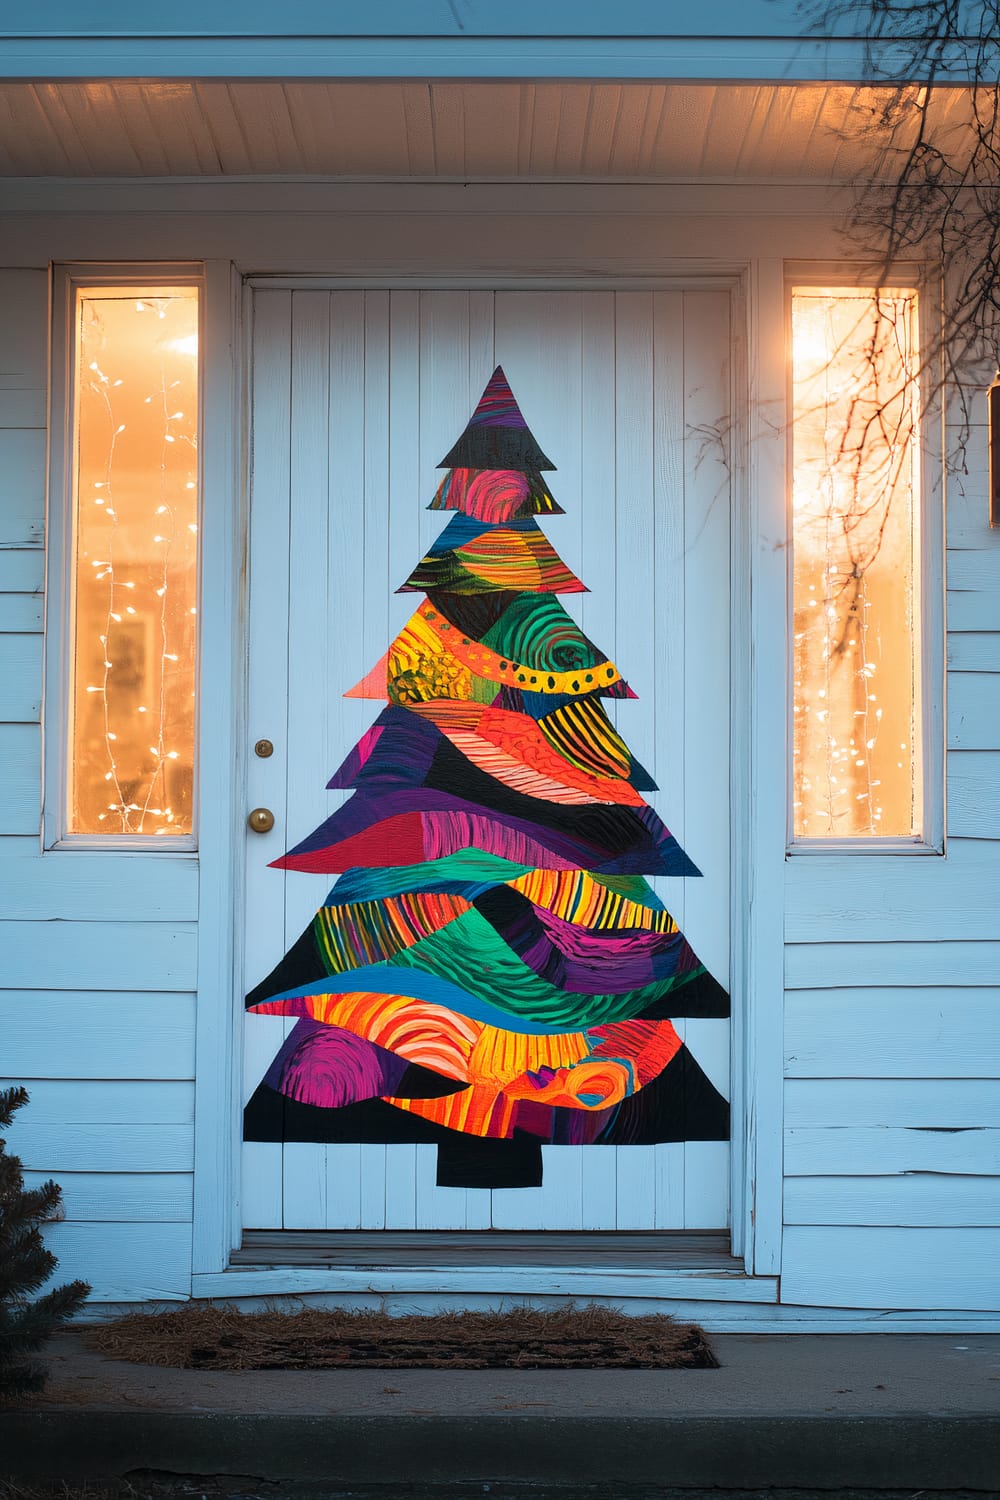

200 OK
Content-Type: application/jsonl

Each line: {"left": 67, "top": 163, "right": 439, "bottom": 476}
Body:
{"left": 2, "top": 1331, "right": 999, "bottom": 1491}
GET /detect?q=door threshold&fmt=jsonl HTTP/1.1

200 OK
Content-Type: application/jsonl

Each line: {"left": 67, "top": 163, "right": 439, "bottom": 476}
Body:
{"left": 235, "top": 1229, "right": 740, "bottom": 1272}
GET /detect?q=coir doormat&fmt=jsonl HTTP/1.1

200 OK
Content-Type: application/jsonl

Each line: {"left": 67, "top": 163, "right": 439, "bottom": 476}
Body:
{"left": 85, "top": 1304, "right": 718, "bottom": 1370}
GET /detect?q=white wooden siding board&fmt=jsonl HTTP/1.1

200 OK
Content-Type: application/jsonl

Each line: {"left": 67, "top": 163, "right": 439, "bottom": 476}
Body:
{"left": 784, "top": 1175, "right": 1000, "bottom": 1227}
{"left": 677, "top": 289, "right": 730, "bottom": 990}
{"left": 359, "top": 1144, "right": 387, "bottom": 1231}
{"left": 43, "top": 1222, "right": 192, "bottom": 1302}
{"left": 415, "top": 1143, "right": 472, "bottom": 1231}
{"left": 609, "top": 294, "right": 658, "bottom": 1237}
{"left": 785, "top": 1126, "right": 1000, "bottom": 1176}
{"left": 581, "top": 1148, "right": 618, "bottom": 1230}
{"left": 386, "top": 291, "right": 421, "bottom": 642}
{"left": 0, "top": 1079, "right": 194, "bottom": 1123}
{"left": 0, "top": 836, "right": 36, "bottom": 857}
{"left": 948, "top": 546, "right": 1000, "bottom": 595}
{"left": 277, "top": 291, "right": 337, "bottom": 1223}
{"left": 23, "top": 1170, "right": 194, "bottom": 1223}
{"left": 9, "top": 1122, "right": 193, "bottom": 1172}
{"left": 948, "top": 672, "right": 1000, "bottom": 749}
{"left": 948, "top": 752, "right": 1000, "bottom": 837}
{"left": 497, "top": 291, "right": 585, "bottom": 590}
{"left": 0, "top": 550, "right": 43, "bottom": 591}
{"left": 784, "top": 837, "right": 1000, "bottom": 942}
{"left": 0, "top": 920, "right": 198, "bottom": 989}
{"left": 0, "top": 390, "right": 45, "bottom": 426}
{"left": 613, "top": 290, "right": 655, "bottom": 778}
{"left": 0, "top": 722, "right": 39, "bottom": 834}
{"left": 785, "top": 941, "right": 1000, "bottom": 990}
{"left": 576, "top": 293, "right": 616, "bottom": 720}
{"left": 325, "top": 1145, "right": 362, "bottom": 1230}
{"left": 945, "top": 440, "right": 993, "bottom": 550}
{"left": 489, "top": 1183, "right": 544, "bottom": 1231}
{"left": 282, "top": 1142, "right": 327, "bottom": 1231}
{"left": 0, "top": 515, "right": 43, "bottom": 551}
{"left": 650, "top": 291, "right": 686, "bottom": 939}
{"left": 0, "top": 850, "right": 198, "bottom": 921}
{"left": 0, "top": 430, "right": 45, "bottom": 525}
{"left": 615, "top": 1147, "right": 656, "bottom": 1231}
{"left": 947, "top": 591, "right": 1000, "bottom": 631}
{"left": 241, "top": 1142, "right": 283, "bottom": 1230}
{"left": 0, "top": 633, "right": 42, "bottom": 720}
{"left": 684, "top": 1141, "right": 730, "bottom": 1228}
{"left": 284, "top": 290, "right": 334, "bottom": 942}
{"left": 948, "top": 633, "right": 1000, "bottom": 672}
{"left": 781, "top": 1227, "right": 1000, "bottom": 1310}
{"left": 784, "top": 1078, "right": 1000, "bottom": 1128}
{"left": 383, "top": 1144, "right": 417, "bottom": 1230}
{"left": 536, "top": 1146, "right": 583, "bottom": 1231}
{"left": 653, "top": 1143, "right": 684, "bottom": 1229}
{"left": 684, "top": 1018, "right": 730, "bottom": 1102}
{"left": 1, "top": 992, "right": 196, "bottom": 1078}
{"left": 0, "top": 593, "right": 43, "bottom": 630}
{"left": 243, "top": 288, "right": 293, "bottom": 1107}
{"left": 0, "top": 269, "right": 46, "bottom": 384}
{"left": 784, "top": 989, "right": 1000, "bottom": 1078}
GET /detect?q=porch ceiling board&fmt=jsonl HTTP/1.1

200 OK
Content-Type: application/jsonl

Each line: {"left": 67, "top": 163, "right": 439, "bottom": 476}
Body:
{"left": 0, "top": 80, "right": 977, "bottom": 182}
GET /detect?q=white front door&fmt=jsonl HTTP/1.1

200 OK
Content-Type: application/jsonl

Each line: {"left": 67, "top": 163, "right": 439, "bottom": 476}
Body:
{"left": 241, "top": 286, "right": 732, "bottom": 1232}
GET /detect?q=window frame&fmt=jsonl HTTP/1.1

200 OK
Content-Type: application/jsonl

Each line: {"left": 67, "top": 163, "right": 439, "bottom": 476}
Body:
{"left": 783, "top": 262, "right": 945, "bottom": 856}
{"left": 45, "top": 261, "right": 205, "bottom": 851}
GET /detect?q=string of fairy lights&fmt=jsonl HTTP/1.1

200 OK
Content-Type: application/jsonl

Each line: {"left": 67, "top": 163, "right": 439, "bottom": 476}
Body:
{"left": 76, "top": 292, "right": 198, "bottom": 837}
{"left": 791, "top": 289, "right": 919, "bottom": 840}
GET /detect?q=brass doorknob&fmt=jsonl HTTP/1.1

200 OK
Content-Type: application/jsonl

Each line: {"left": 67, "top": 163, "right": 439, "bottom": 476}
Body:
{"left": 247, "top": 807, "right": 275, "bottom": 834}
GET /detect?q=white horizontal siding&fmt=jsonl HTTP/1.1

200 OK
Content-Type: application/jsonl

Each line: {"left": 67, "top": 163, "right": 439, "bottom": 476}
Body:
{"left": 781, "top": 1227, "right": 1000, "bottom": 1310}
{"left": 0, "top": 724, "right": 40, "bottom": 836}
{"left": 785, "top": 989, "right": 1000, "bottom": 1078}
{"left": 948, "top": 752, "right": 1000, "bottom": 837}
{"left": 785, "top": 837, "right": 997, "bottom": 942}
{"left": 785, "top": 942, "right": 1000, "bottom": 990}
{"left": 785, "top": 1078, "right": 1000, "bottom": 1127}
{"left": 784, "top": 1175, "right": 1000, "bottom": 1227}
{"left": 0, "top": 1078, "right": 194, "bottom": 1123}
{"left": 10, "top": 1122, "right": 193, "bottom": 1173}
{"left": 0, "top": 852, "right": 198, "bottom": 921}
{"left": 2, "top": 993, "right": 197, "bottom": 1078}
{"left": 785, "top": 1126, "right": 1000, "bottom": 1176}
{"left": 41, "top": 1223, "right": 192, "bottom": 1302}
{"left": 0, "top": 921, "right": 198, "bottom": 989}
{"left": 24, "top": 1170, "right": 194, "bottom": 1222}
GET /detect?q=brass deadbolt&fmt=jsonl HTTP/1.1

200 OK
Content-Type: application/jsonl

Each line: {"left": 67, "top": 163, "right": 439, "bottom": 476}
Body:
{"left": 247, "top": 807, "right": 275, "bottom": 834}
{"left": 254, "top": 739, "right": 274, "bottom": 758}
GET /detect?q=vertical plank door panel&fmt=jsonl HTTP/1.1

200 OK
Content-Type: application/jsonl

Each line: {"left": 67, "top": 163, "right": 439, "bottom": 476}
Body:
{"left": 244, "top": 286, "right": 732, "bottom": 1235}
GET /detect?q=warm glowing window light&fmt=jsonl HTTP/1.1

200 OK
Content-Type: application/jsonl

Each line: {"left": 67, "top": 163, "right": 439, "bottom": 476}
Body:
{"left": 791, "top": 286, "right": 922, "bottom": 840}
{"left": 69, "top": 286, "right": 199, "bottom": 837}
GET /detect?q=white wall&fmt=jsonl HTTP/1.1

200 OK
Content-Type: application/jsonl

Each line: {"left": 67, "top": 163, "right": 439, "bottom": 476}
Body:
{"left": 0, "top": 186, "right": 997, "bottom": 1319}
{"left": 0, "top": 267, "right": 196, "bottom": 1302}
{"left": 779, "top": 409, "right": 1000, "bottom": 1311}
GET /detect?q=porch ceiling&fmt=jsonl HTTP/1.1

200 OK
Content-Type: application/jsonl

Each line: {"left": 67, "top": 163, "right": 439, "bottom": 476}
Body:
{"left": 0, "top": 80, "right": 970, "bottom": 181}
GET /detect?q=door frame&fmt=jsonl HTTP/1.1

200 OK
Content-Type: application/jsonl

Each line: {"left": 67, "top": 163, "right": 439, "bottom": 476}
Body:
{"left": 191, "top": 263, "right": 787, "bottom": 1285}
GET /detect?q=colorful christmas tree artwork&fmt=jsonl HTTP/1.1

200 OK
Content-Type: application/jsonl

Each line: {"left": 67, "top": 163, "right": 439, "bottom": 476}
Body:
{"left": 244, "top": 367, "right": 730, "bottom": 1189}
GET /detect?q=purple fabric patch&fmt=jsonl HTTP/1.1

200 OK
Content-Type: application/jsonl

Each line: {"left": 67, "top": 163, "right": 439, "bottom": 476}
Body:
{"left": 264, "top": 1018, "right": 409, "bottom": 1109}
